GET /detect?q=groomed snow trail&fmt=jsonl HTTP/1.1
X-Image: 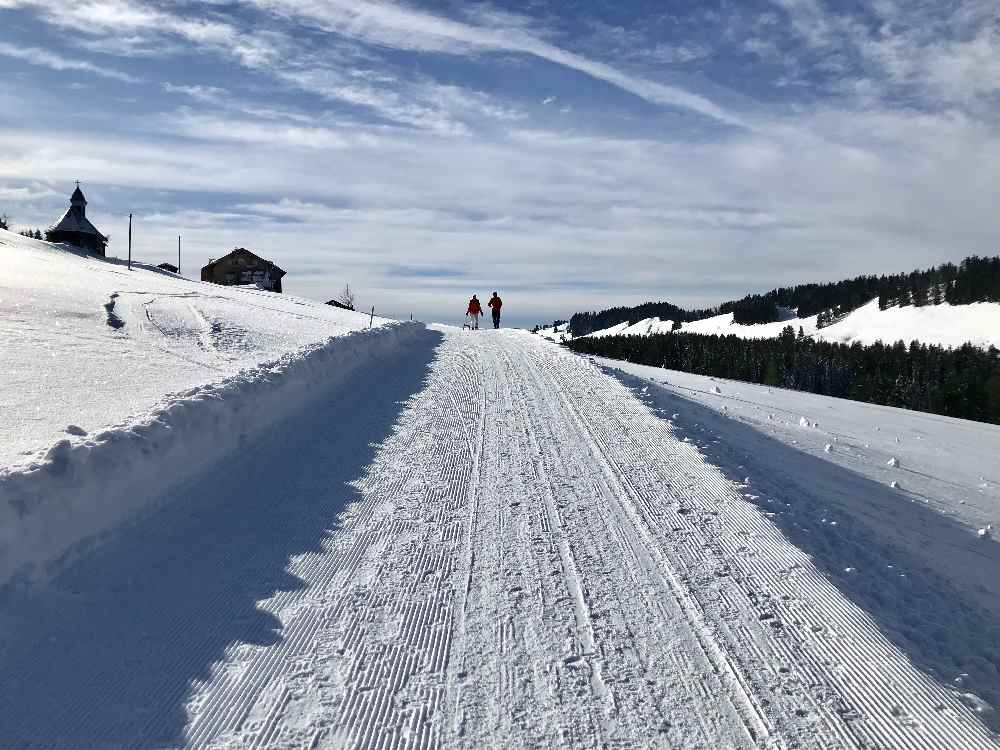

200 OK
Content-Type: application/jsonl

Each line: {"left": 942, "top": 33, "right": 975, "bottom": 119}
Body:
{"left": 3, "top": 329, "right": 996, "bottom": 748}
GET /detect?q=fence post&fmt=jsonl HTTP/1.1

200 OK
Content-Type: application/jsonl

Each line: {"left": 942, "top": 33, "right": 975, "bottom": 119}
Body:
{"left": 127, "top": 213, "right": 132, "bottom": 271}
{"left": 370, "top": 306, "right": 375, "bottom": 328}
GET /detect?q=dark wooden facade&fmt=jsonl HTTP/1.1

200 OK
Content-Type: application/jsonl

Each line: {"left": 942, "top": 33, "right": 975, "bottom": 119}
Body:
{"left": 326, "top": 298, "right": 355, "bottom": 311}
{"left": 201, "top": 248, "right": 286, "bottom": 292}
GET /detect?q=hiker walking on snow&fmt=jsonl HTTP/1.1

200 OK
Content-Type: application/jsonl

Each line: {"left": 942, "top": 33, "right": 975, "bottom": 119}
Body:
{"left": 467, "top": 294, "right": 483, "bottom": 329}
{"left": 488, "top": 292, "right": 502, "bottom": 329}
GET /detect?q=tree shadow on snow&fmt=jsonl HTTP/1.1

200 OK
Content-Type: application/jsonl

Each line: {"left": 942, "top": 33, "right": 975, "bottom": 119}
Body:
{"left": 609, "top": 367, "right": 1000, "bottom": 734}
{"left": 0, "top": 326, "right": 444, "bottom": 749}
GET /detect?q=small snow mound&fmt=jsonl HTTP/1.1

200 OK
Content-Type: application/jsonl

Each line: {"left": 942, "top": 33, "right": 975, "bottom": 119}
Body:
{"left": 957, "top": 692, "right": 993, "bottom": 716}
{"left": 978, "top": 525, "right": 993, "bottom": 539}
{"left": 65, "top": 425, "right": 88, "bottom": 437}
{"left": 44, "top": 439, "right": 73, "bottom": 467}
{"left": 887, "top": 456, "right": 900, "bottom": 468}
{"left": 890, "top": 480, "right": 900, "bottom": 489}
{"left": 671, "top": 413, "right": 679, "bottom": 420}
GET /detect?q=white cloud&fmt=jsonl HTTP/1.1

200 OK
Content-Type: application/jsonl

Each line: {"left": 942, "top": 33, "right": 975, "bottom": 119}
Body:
{"left": 244, "top": 0, "right": 747, "bottom": 127}
{"left": 769, "top": 0, "right": 1000, "bottom": 109}
{"left": 0, "top": 184, "right": 59, "bottom": 202}
{"left": 0, "top": 40, "right": 139, "bottom": 81}
{"left": 4, "top": 99, "right": 998, "bottom": 320}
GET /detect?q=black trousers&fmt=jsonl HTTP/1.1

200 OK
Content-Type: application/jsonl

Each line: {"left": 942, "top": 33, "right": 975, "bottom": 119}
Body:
{"left": 492, "top": 310, "right": 501, "bottom": 329}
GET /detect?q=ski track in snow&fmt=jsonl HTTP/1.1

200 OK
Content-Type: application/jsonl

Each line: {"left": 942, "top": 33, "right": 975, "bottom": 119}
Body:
{"left": 2, "top": 329, "right": 997, "bottom": 748}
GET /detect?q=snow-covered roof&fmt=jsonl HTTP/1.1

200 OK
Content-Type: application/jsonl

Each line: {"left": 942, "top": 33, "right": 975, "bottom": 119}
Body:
{"left": 50, "top": 206, "right": 105, "bottom": 237}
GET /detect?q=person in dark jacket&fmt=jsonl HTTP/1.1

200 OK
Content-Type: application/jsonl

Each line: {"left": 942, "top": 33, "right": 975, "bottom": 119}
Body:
{"left": 488, "top": 292, "right": 502, "bottom": 329}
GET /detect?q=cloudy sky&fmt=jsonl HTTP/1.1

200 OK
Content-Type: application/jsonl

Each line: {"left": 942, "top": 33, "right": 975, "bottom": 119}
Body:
{"left": 1, "top": 0, "right": 999, "bottom": 326}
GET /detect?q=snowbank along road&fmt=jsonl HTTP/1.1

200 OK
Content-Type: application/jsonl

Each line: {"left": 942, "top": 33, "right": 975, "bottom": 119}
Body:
{"left": 2, "top": 328, "right": 997, "bottom": 748}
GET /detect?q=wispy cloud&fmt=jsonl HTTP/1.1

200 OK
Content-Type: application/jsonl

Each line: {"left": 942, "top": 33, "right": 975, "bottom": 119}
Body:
{"left": 0, "top": 40, "right": 139, "bottom": 81}
{"left": 244, "top": 0, "right": 747, "bottom": 127}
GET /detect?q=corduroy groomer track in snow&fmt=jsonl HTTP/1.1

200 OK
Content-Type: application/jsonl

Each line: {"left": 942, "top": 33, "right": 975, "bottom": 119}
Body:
{"left": 1, "top": 328, "right": 997, "bottom": 749}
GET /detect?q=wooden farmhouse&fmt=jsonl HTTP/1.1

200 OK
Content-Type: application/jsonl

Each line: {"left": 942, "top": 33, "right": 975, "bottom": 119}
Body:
{"left": 201, "top": 248, "right": 286, "bottom": 292}
{"left": 48, "top": 184, "right": 108, "bottom": 256}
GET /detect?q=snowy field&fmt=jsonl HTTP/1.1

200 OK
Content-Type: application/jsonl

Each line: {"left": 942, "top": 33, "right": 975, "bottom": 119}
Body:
{"left": 583, "top": 297, "right": 1000, "bottom": 348}
{"left": 2, "top": 325, "right": 998, "bottom": 748}
{"left": 0, "top": 229, "right": 417, "bottom": 589}
{"left": 0, "top": 229, "right": 394, "bottom": 469}
{"left": 3, "top": 231, "right": 1000, "bottom": 748}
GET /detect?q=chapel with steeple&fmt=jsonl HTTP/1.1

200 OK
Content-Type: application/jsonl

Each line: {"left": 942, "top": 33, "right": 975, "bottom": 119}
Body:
{"left": 48, "top": 183, "right": 108, "bottom": 256}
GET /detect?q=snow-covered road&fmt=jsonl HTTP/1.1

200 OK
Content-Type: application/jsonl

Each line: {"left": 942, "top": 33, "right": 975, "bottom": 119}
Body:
{"left": 2, "top": 329, "right": 996, "bottom": 748}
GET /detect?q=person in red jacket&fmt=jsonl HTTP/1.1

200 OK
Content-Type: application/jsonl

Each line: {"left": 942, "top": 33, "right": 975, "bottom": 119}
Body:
{"left": 466, "top": 294, "right": 483, "bottom": 329}
{"left": 488, "top": 291, "right": 502, "bottom": 329}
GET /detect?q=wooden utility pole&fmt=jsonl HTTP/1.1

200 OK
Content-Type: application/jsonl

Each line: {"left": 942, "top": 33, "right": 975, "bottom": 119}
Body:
{"left": 128, "top": 213, "right": 132, "bottom": 270}
{"left": 177, "top": 235, "right": 181, "bottom": 274}
{"left": 370, "top": 306, "right": 375, "bottom": 328}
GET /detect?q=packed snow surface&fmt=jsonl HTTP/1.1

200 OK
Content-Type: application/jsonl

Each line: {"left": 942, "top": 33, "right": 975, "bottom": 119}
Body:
{"left": 584, "top": 298, "right": 1000, "bottom": 349}
{"left": 0, "top": 229, "right": 392, "bottom": 468}
{"left": 3, "top": 329, "right": 998, "bottom": 748}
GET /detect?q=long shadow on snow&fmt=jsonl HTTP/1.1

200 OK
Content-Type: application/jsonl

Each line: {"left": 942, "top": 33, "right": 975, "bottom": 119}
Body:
{"left": 608, "top": 367, "right": 1000, "bottom": 733}
{"left": 0, "top": 326, "right": 444, "bottom": 749}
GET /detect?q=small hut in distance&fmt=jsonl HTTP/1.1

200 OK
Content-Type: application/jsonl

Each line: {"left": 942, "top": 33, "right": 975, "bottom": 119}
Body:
{"left": 201, "top": 248, "right": 286, "bottom": 292}
{"left": 48, "top": 183, "right": 108, "bottom": 256}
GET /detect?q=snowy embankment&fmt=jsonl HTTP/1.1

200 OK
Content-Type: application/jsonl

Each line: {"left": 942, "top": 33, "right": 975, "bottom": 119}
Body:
{"left": 595, "top": 355, "right": 1000, "bottom": 723}
{"left": 0, "top": 229, "right": 419, "bottom": 589}
{"left": 596, "top": 358, "right": 1000, "bottom": 525}
{"left": 583, "top": 297, "right": 1000, "bottom": 349}
{"left": 0, "top": 229, "right": 395, "bottom": 468}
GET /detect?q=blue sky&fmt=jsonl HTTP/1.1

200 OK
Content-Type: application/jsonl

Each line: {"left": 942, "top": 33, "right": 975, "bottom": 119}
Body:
{"left": 2, "top": 0, "right": 999, "bottom": 326}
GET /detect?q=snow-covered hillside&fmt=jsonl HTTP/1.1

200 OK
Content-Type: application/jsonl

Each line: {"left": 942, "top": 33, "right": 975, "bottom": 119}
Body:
{"left": 0, "top": 229, "right": 422, "bottom": 589}
{"left": 535, "top": 321, "right": 571, "bottom": 341}
{"left": 587, "top": 316, "right": 677, "bottom": 338}
{"left": 584, "top": 298, "right": 1000, "bottom": 349}
{"left": 0, "top": 229, "right": 393, "bottom": 468}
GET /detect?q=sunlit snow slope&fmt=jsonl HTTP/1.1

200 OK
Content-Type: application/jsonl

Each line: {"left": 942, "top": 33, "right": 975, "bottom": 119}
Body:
{"left": 0, "top": 229, "right": 390, "bottom": 468}
{"left": 584, "top": 298, "right": 1000, "bottom": 348}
